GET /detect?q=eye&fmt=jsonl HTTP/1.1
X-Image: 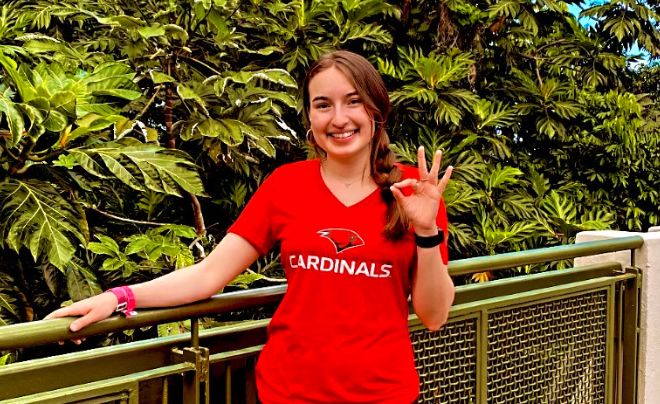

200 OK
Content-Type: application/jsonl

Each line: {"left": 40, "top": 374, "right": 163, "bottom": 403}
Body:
{"left": 348, "top": 97, "right": 362, "bottom": 105}
{"left": 313, "top": 102, "right": 330, "bottom": 110}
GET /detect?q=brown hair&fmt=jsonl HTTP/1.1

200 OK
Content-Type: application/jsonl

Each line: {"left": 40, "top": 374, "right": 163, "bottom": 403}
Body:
{"left": 302, "top": 50, "right": 408, "bottom": 240}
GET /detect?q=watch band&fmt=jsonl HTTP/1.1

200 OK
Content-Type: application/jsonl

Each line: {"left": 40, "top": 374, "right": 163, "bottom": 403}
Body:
{"left": 415, "top": 229, "right": 444, "bottom": 248}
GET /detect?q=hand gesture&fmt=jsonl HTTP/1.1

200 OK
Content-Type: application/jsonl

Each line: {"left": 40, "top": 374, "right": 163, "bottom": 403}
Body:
{"left": 390, "top": 146, "right": 453, "bottom": 235}
{"left": 44, "top": 292, "right": 118, "bottom": 342}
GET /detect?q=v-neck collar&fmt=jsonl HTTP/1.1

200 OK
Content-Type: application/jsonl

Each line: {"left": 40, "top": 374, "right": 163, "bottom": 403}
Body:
{"left": 315, "top": 159, "right": 380, "bottom": 209}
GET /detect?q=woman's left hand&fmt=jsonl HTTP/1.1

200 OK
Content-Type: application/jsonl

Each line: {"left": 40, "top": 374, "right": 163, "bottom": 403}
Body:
{"left": 390, "top": 146, "right": 453, "bottom": 235}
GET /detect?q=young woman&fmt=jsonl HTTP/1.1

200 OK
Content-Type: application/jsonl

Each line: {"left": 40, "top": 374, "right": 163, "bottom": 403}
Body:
{"left": 46, "top": 50, "right": 455, "bottom": 404}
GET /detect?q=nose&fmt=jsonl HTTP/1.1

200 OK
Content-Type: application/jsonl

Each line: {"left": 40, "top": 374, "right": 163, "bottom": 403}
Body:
{"left": 331, "top": 105, "right": 349, "bottom": 128}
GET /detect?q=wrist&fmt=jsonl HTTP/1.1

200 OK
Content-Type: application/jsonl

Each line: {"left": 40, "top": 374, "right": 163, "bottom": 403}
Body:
{"left": 414, "top": 228, "right": 444, "bottom": 248}
{"left": 107, "top": 286, "right": 137, "bottom": 317}
{"left": 414, "top": 226, "right": 439, "bottom": 237}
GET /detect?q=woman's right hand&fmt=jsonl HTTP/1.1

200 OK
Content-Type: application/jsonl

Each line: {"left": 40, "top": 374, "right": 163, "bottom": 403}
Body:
{"left": 45, "top": 292, "right": 118, "bottom": 334}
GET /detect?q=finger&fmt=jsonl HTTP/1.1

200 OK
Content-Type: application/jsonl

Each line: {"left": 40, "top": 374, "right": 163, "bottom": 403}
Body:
{"left": 45, "top": 304, "right": 86, "bottom": 320}
{"left": 391, "top": 178, "right": 418, "bottom": 190}
{"left": 46, "top": 305, "right": 94, "bottom": 333}
{"left": 417, "top": 146, "right": 428, "bottom": 179}
{"left": 70, "top": 318, "right": 87, "bottom": 333}
{"left": 389, "top": 184, "right": 407, "bottom": 205}
{"left": 44, "top": 308, "right": 67, "bottom": 320}
{"left": 437, "top": 165, "right": 454, "bottom": 194}
{"left": 428, "top": 149, "right": 442, "bottom": 182}
{"left": 70, "top": 311, "right": 103, "bottom": 333}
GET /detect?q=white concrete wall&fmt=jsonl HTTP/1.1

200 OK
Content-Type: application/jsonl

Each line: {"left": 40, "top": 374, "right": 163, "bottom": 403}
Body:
{"left": 575, "top": 230, "right": 660, "bottom": 404}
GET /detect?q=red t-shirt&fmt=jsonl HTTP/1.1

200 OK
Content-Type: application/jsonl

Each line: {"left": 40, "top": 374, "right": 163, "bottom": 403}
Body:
{"left": 229, "top": 159, "right": 449, "bottom": 404}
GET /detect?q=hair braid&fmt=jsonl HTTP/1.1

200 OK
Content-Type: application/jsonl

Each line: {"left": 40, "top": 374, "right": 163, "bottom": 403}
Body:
{"left": 371, "top": 129, "right": 408, "bottom": 240}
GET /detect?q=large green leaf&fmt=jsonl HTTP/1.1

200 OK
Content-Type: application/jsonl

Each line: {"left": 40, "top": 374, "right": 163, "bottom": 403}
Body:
{"left": 0, "top": 91, "right": 25, "bottom": 146}
{"left": 71, "top": 139, "right": 206, "bottom": 197}
{"left": 66, "top": 261, "right": 102, "bottom": 302}
{"left": 210, "top": 68, "right": 297, "bottom": 96}
{"left": 81, "top": 62, "right": 141, "bottom": 101}
{"left": 484, "top": 165, "right": 524, "bottom": 191}
{"left": 0, "top": 273, "right": 17, "bottom": 319}
{"left": 138, "top": 25, "right": 166, "bottom": 39}
{"left": 42, "top": 109, "right": 67, "bottom": 132}
{"left": 149, "top": 70, "right": 175, "bottom": 84}
{"left": 50, "top": 90, "right": 77, "bottom": 115}
{"left": 474, "top": 99, "right": 518, "bottom": 130}
{"left": 0, "top": 180, "right": 82, "bottom": 270}
{"left": 0, "top": 52, "right": 37, "bottom": 101}
{"left": 197, "top": 118, "right": 245, "bottom": 145}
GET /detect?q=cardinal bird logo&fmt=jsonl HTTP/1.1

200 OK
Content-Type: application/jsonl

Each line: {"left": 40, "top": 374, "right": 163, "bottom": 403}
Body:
{"left": 317, "top": 228, "right": 365, "bottom": 254}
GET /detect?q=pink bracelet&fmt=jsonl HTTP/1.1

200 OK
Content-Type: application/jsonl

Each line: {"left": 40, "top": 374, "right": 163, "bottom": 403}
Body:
{"left": 108, "top": 286, "right": 137, "bottom": 317}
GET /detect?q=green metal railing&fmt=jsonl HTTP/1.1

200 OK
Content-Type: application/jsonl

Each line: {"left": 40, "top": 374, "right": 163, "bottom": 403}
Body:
{"left": 0, "top": 236, "right": 644, "bottom": 403}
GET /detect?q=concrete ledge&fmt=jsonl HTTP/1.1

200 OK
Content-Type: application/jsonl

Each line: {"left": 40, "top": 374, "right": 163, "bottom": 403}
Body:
{"left": 574, "top": 230, "right": 637, "bottom": 267}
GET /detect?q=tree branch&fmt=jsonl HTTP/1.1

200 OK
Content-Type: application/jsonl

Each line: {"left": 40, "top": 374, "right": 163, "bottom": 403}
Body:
{"left": 134, "top": 84, "right": 164, "bottom": 122}
{"left": 161, "top": 58, "right": 206, "bottom": 238}
{"left": 26, "top": 149, "right": 65, "bottom": 162}
{"left": 177, "top": 54, "right": 223, "bottom": 76}
{"left": 187, "top": 192, "right": 206, "bottom": 237}
{"left": 246, "top": 268, "right": 287, "bottom": 283}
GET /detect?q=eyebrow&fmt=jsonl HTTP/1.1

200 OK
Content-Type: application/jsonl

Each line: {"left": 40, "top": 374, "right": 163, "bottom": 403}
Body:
{"left": 311, "top": 91, "right": 360, "bottom": 103}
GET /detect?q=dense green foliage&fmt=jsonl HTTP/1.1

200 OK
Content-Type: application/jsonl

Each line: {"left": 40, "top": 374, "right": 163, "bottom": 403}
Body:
{"left": 0, "top": 0, "right": 658, "bottom": 359}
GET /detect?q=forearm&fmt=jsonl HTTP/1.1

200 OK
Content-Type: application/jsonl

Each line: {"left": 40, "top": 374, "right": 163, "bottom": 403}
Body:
{"left": 46, "top": 232, "right": 261, "bottom": 333}
{"left": 130, "top": 263, "right": 219, "bottom": 308}
{"left": 130, "top": 233, "right": 259, "bottom": 308}
{"left": 411, "top": 245, "right": 455, "bottom": 331}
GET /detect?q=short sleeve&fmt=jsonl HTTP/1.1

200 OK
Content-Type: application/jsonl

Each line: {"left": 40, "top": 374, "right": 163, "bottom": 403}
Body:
{"left": 227, "top": 169, "right": 280, "bottom": 256}
{"left": 396, "top": 163, "right": 450, "bottom": 265}
{"left": 435, "top": 198, "right": 449, "bottom": 265}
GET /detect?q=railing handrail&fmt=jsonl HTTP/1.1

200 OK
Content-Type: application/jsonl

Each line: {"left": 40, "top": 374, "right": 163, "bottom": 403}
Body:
{"left": 449, "top": 235, "right": 643, "bottom": 276}
{"left": 0, "top": 235, "right": 643, "bottom": 350}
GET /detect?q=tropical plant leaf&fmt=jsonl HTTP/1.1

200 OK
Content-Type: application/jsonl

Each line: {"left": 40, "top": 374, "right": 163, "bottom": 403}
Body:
{"left": 471, "top": 271, "right": 492, "bottom": 283}
{"left": 157, "top": 319, "right": 190, "bottom": 337}
{"left": 474, "top": 99, "right": 518, "bottom": 130}
{"left": 0, "top": 179, "right": 81, "bottom": 270}
{"left": 0, "top": 52, "right": 37, "bottom": 102}
{"left": 541, "top": 191, "right": 577, "bottom": 225}
{"left": 210, "top": 68, "right": 297, "bottom": 96}
{"left": 69, "top": 139, "right": 206, "bottom": 197}
{"left": 0, "top": 353, "right": 11, "bottom": 365}
{"left": 0, "top": 91, "right": 24, "bottom": 146}
{"left": 0, "top": 273, "right": 18, "bottom": 320}
{"left": 65, "top": 260, "right": 102, "bottom": 301}
{"left": 484, "top": 165, "right": 523, "bottom": 190}
{"left": 228, "top": 272, "right": 266, "bottom": 289}
{"left": 149, "top": 70, "right": 175, "bottom": 84}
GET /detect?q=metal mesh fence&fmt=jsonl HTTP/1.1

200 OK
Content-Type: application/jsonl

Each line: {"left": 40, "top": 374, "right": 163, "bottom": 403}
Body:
{"left": 411, "top": 290, "right": 609, "bottom": 404}
{"left": 412, "top": 317, "right": 478, "bottom": 403}
{"left": 487, "top": 291, "right": 608, "bottom": 403}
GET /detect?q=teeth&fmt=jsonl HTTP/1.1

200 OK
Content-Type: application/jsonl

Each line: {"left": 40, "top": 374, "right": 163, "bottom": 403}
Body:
{"left": 331, "top": 130, "right": 356, "bottom": 139}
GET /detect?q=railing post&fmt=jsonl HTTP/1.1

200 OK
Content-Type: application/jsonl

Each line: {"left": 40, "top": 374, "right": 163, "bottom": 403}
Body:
{"left": 575, "top": 230, "right": 660, "bottom": 404}
{"left": 174, "top": 318, "right": 210, "bottom": 404}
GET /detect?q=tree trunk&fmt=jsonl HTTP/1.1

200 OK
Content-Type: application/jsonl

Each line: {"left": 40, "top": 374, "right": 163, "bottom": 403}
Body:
{"left": 163, "top": 76, "right": 206, "bottom": 238}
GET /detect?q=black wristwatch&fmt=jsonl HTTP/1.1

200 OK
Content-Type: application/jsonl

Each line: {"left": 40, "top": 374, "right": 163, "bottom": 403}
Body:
{"left": 415, "top": 229, "right": 444, "bottom": 248}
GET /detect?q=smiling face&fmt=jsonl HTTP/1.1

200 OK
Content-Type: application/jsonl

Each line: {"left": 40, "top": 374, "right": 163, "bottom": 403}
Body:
{"left": 307, "top": 66, "right": 375, "bottom": 164}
